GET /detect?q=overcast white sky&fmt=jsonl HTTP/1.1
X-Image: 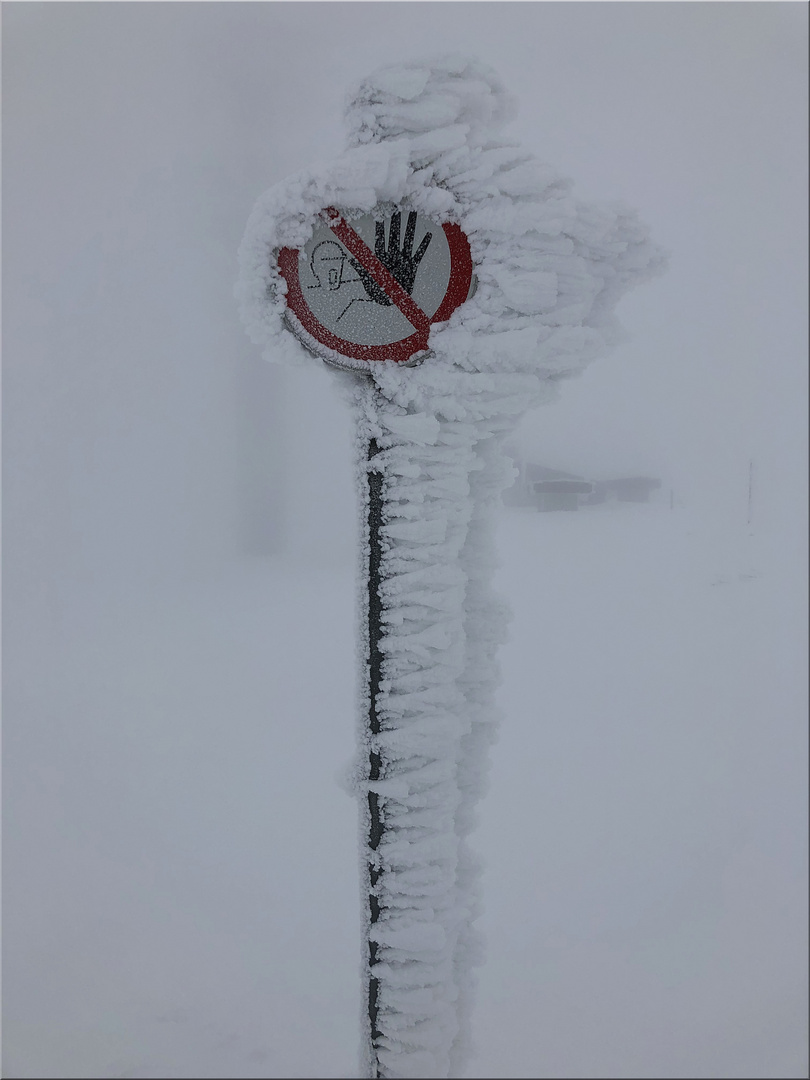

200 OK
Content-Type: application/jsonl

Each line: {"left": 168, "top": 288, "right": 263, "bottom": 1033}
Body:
{"left": 3, "top": 4, "right": 808, "bottom": 1078}
{"left": 4, "top": 1, "right": 807, "bottom": 582}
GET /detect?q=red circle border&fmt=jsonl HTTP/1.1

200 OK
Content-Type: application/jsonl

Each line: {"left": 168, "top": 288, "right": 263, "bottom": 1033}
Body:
{"left": 277, "top": 218, "right": 473, "bottom": 364}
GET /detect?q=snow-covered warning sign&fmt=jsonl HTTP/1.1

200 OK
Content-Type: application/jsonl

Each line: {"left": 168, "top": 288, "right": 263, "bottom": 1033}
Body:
{"left": 239, "top": 55, "right": 665, "bottom": 1080}
{"left": 277, "top": 207, "right": 474, "bottom": 366}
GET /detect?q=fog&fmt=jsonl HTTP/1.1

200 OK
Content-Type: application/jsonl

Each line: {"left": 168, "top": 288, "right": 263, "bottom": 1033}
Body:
{"left": 3, "top": 4, "right": 807, "bottom": 1078}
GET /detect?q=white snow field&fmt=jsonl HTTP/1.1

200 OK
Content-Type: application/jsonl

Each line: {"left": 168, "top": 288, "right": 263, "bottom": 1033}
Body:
{"left": 3, "top": 497, "right": 806, "bottom": 1079}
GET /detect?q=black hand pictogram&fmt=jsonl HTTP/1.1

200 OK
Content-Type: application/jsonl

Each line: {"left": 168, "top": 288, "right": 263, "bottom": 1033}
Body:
{"left": 351, "top": 211, "right": 432, "bottom": 307}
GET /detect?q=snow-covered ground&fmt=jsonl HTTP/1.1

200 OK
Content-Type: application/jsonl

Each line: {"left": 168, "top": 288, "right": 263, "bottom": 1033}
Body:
{"left": 478, "top": 504, "right": 807, "bottom": 1079}
{"left": 4, "top": 499, "right": 805, "bottom": 1079}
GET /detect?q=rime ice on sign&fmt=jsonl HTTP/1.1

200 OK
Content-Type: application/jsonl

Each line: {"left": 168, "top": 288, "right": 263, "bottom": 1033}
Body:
{"left": 237, "top": 54, "right": 666, "bottom": 1080}
{"left": 277, "top": 208, "right": 473, "bottom": 367}
{"left": 304, "top": 213, "right": 446, "bottom": 342}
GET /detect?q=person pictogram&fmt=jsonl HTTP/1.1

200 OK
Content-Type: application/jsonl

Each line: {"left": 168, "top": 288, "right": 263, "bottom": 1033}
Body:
{"left": 308, "top": 240, "right": 351, "bottom": 292}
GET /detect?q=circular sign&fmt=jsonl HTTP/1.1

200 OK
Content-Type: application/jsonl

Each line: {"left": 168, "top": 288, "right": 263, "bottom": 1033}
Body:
{"left": 277, "top": 207, "right": 474, "bottom": 367}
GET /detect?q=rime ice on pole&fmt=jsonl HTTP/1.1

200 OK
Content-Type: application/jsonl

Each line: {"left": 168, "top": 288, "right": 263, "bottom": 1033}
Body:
{"left": 237, "top": 54, "right": 665, "bottom": 1080}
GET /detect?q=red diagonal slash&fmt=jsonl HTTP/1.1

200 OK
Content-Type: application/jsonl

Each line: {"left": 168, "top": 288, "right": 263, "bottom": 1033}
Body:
{"left": 324, "top": 208, "right": 432, "bottom": 336}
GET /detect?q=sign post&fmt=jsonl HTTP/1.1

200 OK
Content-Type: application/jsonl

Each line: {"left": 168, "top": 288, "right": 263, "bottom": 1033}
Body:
{"left": 238, "top": 56, "right": 664, "bottom": 1080}
{"left": 278, "top": 204, "right": 478, "bottom": 1072}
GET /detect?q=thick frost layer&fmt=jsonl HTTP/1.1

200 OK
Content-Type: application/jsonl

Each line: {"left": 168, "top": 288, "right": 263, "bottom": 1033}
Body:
{"left": 237, "top": 55, "right": 665, "bottom": 1080}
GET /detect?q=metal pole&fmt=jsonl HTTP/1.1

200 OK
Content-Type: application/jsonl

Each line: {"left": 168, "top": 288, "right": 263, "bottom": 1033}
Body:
{"left": 366, "top": 435, "right": 385, "bottom": 1077}
{"left": 747, "top": 459, "right": 754, "bottom": 527}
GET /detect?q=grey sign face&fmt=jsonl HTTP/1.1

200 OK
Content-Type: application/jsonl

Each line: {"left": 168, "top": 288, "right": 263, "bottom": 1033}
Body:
{"left": 298, "top": 210, "right": 452, "bottom": 346}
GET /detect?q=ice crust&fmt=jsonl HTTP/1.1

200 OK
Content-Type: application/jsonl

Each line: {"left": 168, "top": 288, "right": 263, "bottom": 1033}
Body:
{"left": 237, "top": 55, "right": 665, "bottom": 1080}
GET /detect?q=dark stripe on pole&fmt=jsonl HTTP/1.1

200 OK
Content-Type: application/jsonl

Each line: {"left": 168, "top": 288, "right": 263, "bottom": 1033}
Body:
{"left": 367, "top": 436, "right": 385, "bottom": 1076}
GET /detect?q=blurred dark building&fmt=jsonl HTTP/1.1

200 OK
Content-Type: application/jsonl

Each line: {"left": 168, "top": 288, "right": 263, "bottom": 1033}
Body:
{"left": 504, "top": 461, "right": 661, "bottom": 512}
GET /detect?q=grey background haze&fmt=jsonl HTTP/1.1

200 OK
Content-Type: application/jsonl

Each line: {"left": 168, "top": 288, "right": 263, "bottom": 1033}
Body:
{"left": 3, "top": 3, "right": 808, "bottom": 1078}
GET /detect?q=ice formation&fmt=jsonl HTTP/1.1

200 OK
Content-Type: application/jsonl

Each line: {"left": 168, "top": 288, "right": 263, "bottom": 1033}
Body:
{"left": 237, "top": 55, "right": 665, "bottom": 1080}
